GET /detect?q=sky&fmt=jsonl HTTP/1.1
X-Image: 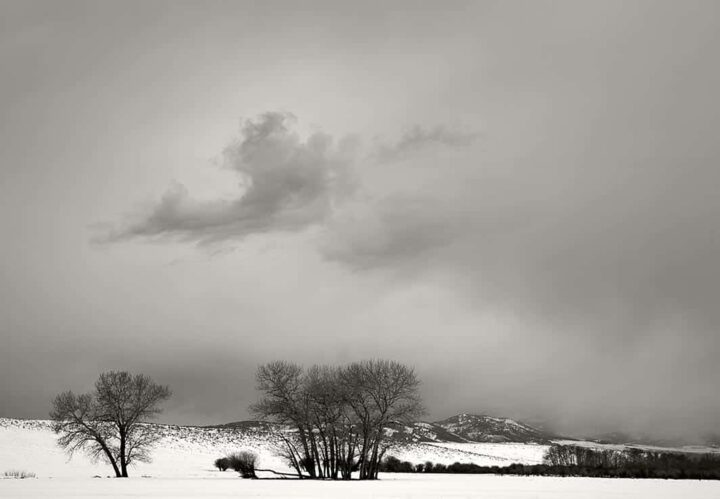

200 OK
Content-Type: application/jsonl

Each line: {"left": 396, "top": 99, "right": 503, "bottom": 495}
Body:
{"left": 1, "top": 0, "right": 720, "bottom": 442}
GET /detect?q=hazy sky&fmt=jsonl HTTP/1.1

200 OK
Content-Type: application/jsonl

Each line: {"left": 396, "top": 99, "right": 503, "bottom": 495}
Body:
{"left": 2, "top": 0, "right": 720, "bottom": 441}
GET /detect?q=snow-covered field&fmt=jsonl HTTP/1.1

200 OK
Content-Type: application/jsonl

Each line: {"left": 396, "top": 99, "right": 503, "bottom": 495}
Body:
{"left": 2, "top": 418, "right": 720, "bottom": 498}
{"left": 3, "top": 475, "right": 720, "bottom": 499}
{"left": 390, "top": 441, "right": 548, "bottom": 467}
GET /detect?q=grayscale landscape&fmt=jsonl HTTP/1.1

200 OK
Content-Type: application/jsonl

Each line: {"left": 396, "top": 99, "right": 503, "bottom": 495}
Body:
{"left": 2, "top": 0, "right": 720, "bottom": 497}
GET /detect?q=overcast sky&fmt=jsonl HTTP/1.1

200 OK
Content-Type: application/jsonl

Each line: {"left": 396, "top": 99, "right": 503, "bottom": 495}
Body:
{"left": 2, "top": 0, "right": 719, "bottom": 441}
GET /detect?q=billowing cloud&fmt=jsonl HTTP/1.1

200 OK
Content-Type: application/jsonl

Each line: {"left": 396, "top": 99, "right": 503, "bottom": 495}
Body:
{"left": 102, "top": 114, "right": 475, "bottom": 246}
{"left": 102, "top": 112, "right": 355, "bottom": 244}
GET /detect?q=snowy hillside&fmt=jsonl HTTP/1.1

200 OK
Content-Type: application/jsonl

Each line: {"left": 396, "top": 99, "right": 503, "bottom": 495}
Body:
{"left": 217, "top": 413, "right": 554, "bottom": 444}
{"left": 0, "top": 418, "right": 549, "bottom": 479}
{"left": 0, "top": 418, "right": 287, "bottom": 478}
{"left": 434, "top": 414, "right": 552, "bottom": 443}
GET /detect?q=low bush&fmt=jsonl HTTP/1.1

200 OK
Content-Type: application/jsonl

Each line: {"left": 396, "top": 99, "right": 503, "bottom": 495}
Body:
{"left": 214, "top": 457, "right": 230, "bottom": 471}
{"left": 227, "top": 451, "right": 258, "bottom": 479}
{"left": 380, "top": 456, "right": 415, "bottom": 473}
{"left": 3, "top": 470, "right": 36, "bottom": 479}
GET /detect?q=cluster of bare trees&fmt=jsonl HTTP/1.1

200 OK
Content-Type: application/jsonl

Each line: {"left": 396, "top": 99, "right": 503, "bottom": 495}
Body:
{"left": 49, "top": 362, "right": 421, "bottom": 481}
{"left": 50, "top": 371, "right": 171, "bottom": 477}
{"left": 251, "top": 359, "right": 424, "bottom": 480}
{"left": 540, "top": 444, "right": 720, "bottom": 479}
{"left": 543, "top": 444, "right": 653, "bottom": 469}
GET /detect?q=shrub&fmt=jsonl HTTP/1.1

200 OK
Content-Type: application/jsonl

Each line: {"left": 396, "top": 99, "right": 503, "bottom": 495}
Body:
{"left": 380, "top": 456, "right": 414, "bottom": 473}
{"left": 3, "top": 470, "right": 36, "bottom": 479}
{"left": 433, "top": 463, "right": 447, "bottom": 473}
{"left": 214, "top": 457, "right": 230, "bottom": 471}
{"left": 227, "top": 451, "right": 258, "bottom": 479}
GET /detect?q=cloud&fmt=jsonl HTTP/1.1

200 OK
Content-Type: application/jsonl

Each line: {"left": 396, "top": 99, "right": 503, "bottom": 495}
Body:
{"left": 98, "top": 108, "right": 720, "bottom": 438}
{"left": 322, "top": 137, "right": 720, "bottom": 438}
{"left": 322, "top": 195, "right": 465, "bottom": 270}
{"left": 101, "top": 112, "right": 355, "bottom": 244}
{"left": 373, "top": 125, "right": 478, "bottom": 163}
{"left": 325, "top": 147, "right": 720, "bottom": 334}
{"left": 102, "top": 114, "right": 475, "bottom": 246}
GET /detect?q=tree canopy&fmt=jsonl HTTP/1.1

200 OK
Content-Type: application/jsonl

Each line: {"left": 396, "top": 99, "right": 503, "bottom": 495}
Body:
{"left": 50, "top": 371, "right": 171, "bottom": 477}
{"left": 252, "top": 359, "right": 424, "bottom": 480}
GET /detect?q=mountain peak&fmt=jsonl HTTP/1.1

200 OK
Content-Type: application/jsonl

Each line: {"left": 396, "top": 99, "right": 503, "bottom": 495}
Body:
{"left": 433, "top": 414, "right": 552, "bottom": 443}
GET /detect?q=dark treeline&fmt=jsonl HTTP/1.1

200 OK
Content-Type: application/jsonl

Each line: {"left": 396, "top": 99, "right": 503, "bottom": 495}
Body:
{"left": 380, "top": 445, "right": 720, "bottom": 480}
{"left": 251, "top": 360, "right": 424, "bottom": 480}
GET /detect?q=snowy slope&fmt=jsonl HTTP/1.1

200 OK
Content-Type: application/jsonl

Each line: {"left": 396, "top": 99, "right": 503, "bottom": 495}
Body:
{"left": 434, "top": 413, "right": 552, "bottom": 443}
{"left": 0, "top": 418, "right": 548, "bottom": 479}
{"left": 216, "top": 413, "right": 554, "bottom": 444}
{"left": 0, "top": 418, "right": 287, "bottom": 478}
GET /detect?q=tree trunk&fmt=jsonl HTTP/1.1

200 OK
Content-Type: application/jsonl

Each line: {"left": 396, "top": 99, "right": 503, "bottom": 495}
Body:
{"left": 298, "top": 428, "right": 316, "bottom": 478}
{"left": 374, "top": 446, "right": 387, "bottom": 479}
{"left": 280, "top": 435, "right": 304, "bottom": 479}
{"left": 359, "top": 432, "right": 370, "bottom": 479}
{"left": 309, "top": 431, "right": 323, "bottom": 478}
{"left": 97, "top": 438, "right": 121, "bottom": 477}
{"left": 119, "top": 429, "right": 128, "bottom": 477}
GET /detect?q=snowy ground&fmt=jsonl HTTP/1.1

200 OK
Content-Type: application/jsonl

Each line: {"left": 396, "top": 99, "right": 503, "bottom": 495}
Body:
{"left": 2, "top": 475, "right": 720, "bottom": 499}
{"left": 2, "top": 419, "right": 720, "bottom": 498}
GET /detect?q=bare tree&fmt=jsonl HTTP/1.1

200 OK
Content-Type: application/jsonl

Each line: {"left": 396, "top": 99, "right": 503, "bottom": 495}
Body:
{"left": 251, "top": 359, "right": 423, "bottom": 480}
{"left": 341, "top": 360, "right": 424, "bottom": 479}
{"left": 50, "top": 371, "right": 171, "bottom": 477}
{"left": 250, "top": 361, "right": 328, "bottom": 478}
{"left": 50, "top": 391, "right": 122, "bottom": 477}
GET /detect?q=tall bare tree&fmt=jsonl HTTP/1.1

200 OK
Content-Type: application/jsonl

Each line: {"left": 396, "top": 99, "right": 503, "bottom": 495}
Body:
{"left": 50, "top": 391, "right": 122, "bottom": 476}
{"left": 251, "top": 359, "right": 423, "bottom": 480}
{"left": 251, "top": 361, "right": 315, "bottom": 478}
{"left": 341, "top": 360, "right": 424, "bottom": 479}
{"left": 50, "top": 371, "right": 171, "bottom": 477}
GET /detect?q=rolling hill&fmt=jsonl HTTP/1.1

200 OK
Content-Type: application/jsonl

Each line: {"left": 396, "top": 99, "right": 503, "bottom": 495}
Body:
{"left": 212, "top": 413, "right": 554, "bottom": 445}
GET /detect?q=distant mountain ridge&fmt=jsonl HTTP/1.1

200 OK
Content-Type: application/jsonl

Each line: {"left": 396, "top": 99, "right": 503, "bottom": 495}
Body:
{"left": 433, "top": 414, "right": 554, "bottom": 443}
{"left": 209, "top": 413, "right": 556, "bottom": 444}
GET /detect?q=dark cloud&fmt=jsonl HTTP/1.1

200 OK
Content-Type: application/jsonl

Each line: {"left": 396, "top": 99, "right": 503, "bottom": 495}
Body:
{"left": 101, "top": 112, "right": 354, "bottom": 244}
{"left": 102, "top": 114, "right": 475, "bottom": 247}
